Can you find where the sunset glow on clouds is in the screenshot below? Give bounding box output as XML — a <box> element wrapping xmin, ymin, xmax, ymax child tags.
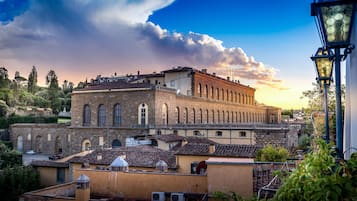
<box><xmin>0</xmin><ymin>0</ymin><xmax>320</xmax><ymax>109</ymax></box>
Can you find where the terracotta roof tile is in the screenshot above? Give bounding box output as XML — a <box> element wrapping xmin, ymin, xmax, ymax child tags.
<box><xmin>31</xmin><ymin>160</ymin><xmax>69</xmax><ymax>168</ymax></box>
<box><xmin>68</xmin><ymin>145</ymin><xmax>176</xmax><ymax>169</ymax></box>
<box><xmin>176</xmin><ymin>144</ymin><xmax>261</xmax><ymax>158</ymax></box>
<box><xmin>75</xmin><ymin>80</ymin><xmax>152</xmax><ymax>91</ymax></box>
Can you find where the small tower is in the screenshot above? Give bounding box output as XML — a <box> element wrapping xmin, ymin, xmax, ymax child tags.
<box><xmin>75</xmin><ymin>174</ymin><xmax>90</xmax><ymax>201</ymax></box>
<box><xmin>110</xmin><ymin>156</ymin><xmax>129</xmax><ymax>172</ymax></box>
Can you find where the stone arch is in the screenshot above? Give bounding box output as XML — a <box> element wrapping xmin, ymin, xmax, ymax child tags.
<box><xmin>16</xmin><ymin>135</ymin><xmax>23</xmax><ymax>153</ymax></box>
<box><xmin>112</xmin><ymin>139</ymin><xmax>122</xmax><ymax>148</ymax></box>
<box><xmin>82</xmin><ymin>139</ymin><xmax>91</xmax><ymax>151</ymax></box>
<box><xmin>55</xmin><ymin>136</ymin><xmax>62</xmax><ymax>154</ymax></box>
<box><xmin>35</xmin><ymin>135</ymin><xmax>43</xmax><ymax>153</ymax></box>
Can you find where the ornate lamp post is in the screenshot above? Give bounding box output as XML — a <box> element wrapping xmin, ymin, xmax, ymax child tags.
<box><xmin>311</xmin><ymin>48</ymin><xmax>333</xmax><ymax>143</ymax></box>
<box><xmin>311</xmin><ymin>0</ymin><xmax>355</xmax><ymax>158</ymax></box>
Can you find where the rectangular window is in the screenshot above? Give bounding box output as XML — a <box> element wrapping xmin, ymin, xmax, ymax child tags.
<box><xmin>215</xmin><ymin>131</ymin><xmax>223</xmax><ymax>137</ymax></box>
<box><xmin>170</xmin><ymin>80</ymin><xmax>175</xmax><ymax>87</ymax></box>
<box><xmin>193</xmin><ymin>130</ymin><xmax>201</xmax><ymax>136</ymax></box>
<box><xmin>240</xmin><ymin>132</ymin><xmax>247</xmax><ymax>137</ymax></box>
<box><xmin>57</xmin><ymin>168</ymin><xmax>65</xmax><ymax>183</ymax></box>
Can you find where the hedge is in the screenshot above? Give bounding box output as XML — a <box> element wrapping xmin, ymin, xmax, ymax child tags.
<box><xmin>0</xmin><ymin>115</ymin><xmax>58</xmax><ymax>129</ymax></box>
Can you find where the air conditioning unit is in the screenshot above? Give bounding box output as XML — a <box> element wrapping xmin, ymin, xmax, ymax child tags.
<box><xmin>152</xmin><ymin>192</ymin><xmax>165</xmax><ymax>201</ymax></box>
<box><xmin>170</xmin><ymin>193</ymin><xmax>184</xmax><ymax>201</ymax></box>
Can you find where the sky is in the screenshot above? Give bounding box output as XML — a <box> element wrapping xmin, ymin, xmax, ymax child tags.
<box><xmin>0</xmin><ymin>0</ymin><xmax>327</xmax><ymax>109</ymax></box>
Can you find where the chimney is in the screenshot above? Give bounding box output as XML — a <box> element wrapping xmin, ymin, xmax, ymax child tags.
<box><xmin>208</xmin><ymin>144</ymin><xmax>215</xmax><ymax>154</ymax></box>
<box><xmin>137</xmin><ymin>71</ymin><xmax>140</xmax><ymax>76</ymax></box>
<box><xmin>213</xmin><ymin>72</ymin><xmax>216</xmax><ymax>76</ymax></box>
<box><xmin>75</xmin><ymin>174</ymin><xmax>90</xmax><ymax>201</ymax></box>
<box><xmin>201</xmin><ymin>69</ymin><xmax>207</xmax><ymax>73</ymax></box>
<box><xmin>227</xmin><ymin>76</ymin><xmax>230</xmax><ymax>81</ymax></box>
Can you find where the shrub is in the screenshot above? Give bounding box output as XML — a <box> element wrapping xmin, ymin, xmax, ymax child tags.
<box><xmin>256</xmin><ymin>145</ymin><xmax>289</xmax><ymax>162</ymax></box>
<box><xmin>274</xmin><ymin>140</ymin><xmax>357</xmax><ymax>201</ymax></box>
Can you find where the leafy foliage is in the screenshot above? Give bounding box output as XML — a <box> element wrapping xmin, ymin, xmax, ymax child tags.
<box><xmin>0</xmin><ymin>115</ymin><xmax>57</xmax><ymax>129</ymax></box>
<box><xmin>0</xmin><ymin>166</ymin><xmax>40</xmax><ymax>201</ymax></box>
<box><xmin>274</xmin><ymin>140</ymin><xmax>357</xmax><ymax>201</ymax></box>
<box><xmin>256</xmin><ymin>145</ymin><xmax>289</xmax><ymax>162</ymax></box>
<box><xmin>27</xmin><ymin>66</ymin><xmax>38</xmax><ymax>94</ymax></box>
<box><xmin>0</xmin><ymin>142</ymin><xmax>22</xmax><ymax>169</ymax></box>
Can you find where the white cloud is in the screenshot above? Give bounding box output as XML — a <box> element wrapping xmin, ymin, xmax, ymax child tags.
<box><xmin>0</xmin><ymin>0</ymin><xmax>285</xmax><ymax>90</ymax></box>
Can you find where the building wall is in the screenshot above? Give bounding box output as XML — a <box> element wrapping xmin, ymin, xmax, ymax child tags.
<box><xmin>176</xmin><ymin>155</ymin><xmax>210</xmax><ymax>173</ymax></box>
<box><xmin>73</xmin><ymin>169</ymin><xmax>207</xmax><ymax>199</ymax></box>
<box><xmin>192</xmin><ymin>70</ymin><xmax>255</xmax><ymax>106</ymax></box>
<box><xmin>163</xmin><ymin>70</ymin><xmax>193</xmax><ymax>96</ymax></box>
<box><xmin>35</xmin><ymin>167</ymin><xmax>70</xmax><ymax>187</ymax></box>
<box><xmin>10</xmin><ymin>124</ymin><xmax>68</xmax><ymax>154</ymax></box>
<box><xmin>206</xmin><ymin>163</ymin><xmax>253</xmax><ymax>198</ymax></box>
<box><xmin>71</xmin><ymin>89</ymin><xmax>156</xmax><ymax>127</ymax></box>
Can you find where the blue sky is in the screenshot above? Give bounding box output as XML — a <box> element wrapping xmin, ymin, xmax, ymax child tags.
<box><xmin>0</xmin><ymin>0</ymin><xmax>326</xmax><ymax>109</ymax></box>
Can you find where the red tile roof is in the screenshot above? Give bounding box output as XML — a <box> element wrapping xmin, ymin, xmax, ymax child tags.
<box><xmin>176</xmin><ymin>144</ymin><xmax>261</xmax><ymax>158</ymax></box>
<box><xmin>68</xmin><ymin>145</ymin><xmax>176</xmax><ymax>169</ymax></box>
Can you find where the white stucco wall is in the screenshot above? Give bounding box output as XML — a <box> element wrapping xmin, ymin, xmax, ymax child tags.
<box><xmin>344</xmin><ymin>12</ymin><xmax>357</xmax><ymax>159</ymax></box>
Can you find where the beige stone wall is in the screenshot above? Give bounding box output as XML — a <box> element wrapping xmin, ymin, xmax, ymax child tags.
<box><xmin>176</xmin><ymin>155</ymin><xmax>210</xmax><ymax>173</ymax></box>
<box><xmin>10</xmin><ymin>124</ymin><xmax>68</xmax><ymax>154</ymax></box>
<box><xmin>74</xmin><ymin>169</ymin><xmax>207</xmax><ymax>199</ymax></box>
<box><xmin>206</xmin><ymin>163</ymin><xmax>253</xmax><ymax>198</ymax></box>
<box><xmin>36</xmin><ymin>167</ymin><xmax>70</xmax><ymax>187</ymax></box>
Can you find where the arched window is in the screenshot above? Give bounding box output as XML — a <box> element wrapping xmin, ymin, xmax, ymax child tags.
<box><xmin>226</xmin><ymin>90</ymin><xmax>229</xmax><ymax>101</ymax></box>
<box><xmin>227</xmin><ymin>111</ymin><xmax>230</xmax><ymax>123</ymax></box>
<box><xmin>98</xmin><ymin>104</ymin><xmax>106</xmax><ymax>127</ymax></box>
<box><xmin>242</xmin><ymin>95</ymin><xmax>245</xmax><ymax>104</ymax></box>
<box><xmin>239</xmin><ymin>93</ymin><xmax>241</xmax><ymax>103</ymax></box>
<box><xmin>242</xmin><ymin>112</ymin><xmax>245</xmax><ymax>122</ymax></box>
<box><xmin>138</xmin><ymin>103</ymin><xmax>148</xmax><ymax>126</ymax></box>
<box><xmin>231</xmin><ymin>112</ymin><xmax>234</xmax><ymax>123</ymax></box>
<box><xmin>235</xmin><ymin>92</ymin><xmax>237</xmax><ymax>103</ymax></box>
<box><xmin>82</xmin><ymin>139</ymin><xmax>91</xmax><ymax>151</ymax></box>
<box><xmin>198</xmin><ymin>109</ymin><xmax>202</xmax><ymax>124</ymax></box>
<box><xmin>112</xmin><ymin>139</ymin><xmax>122</xmax><ymax>148</ymax></box>
<box><xmin>211</xmin><ymin>87</ymin><xmax>214</xmax><ymax>98</ymax></box>
<box><xmin>216</xmin><ymin>88</ymin><xmax>219</xmax><ymax>100</ymax></box>
<box><xmin>221</xmin><ymin>89</ymin><xmax>224</xmax><ymax>100</ymax></box>
<box><xmin>175</xmin><ymin>107</ymin><xmax>180</xmax><ymax>124</ymax></box>
<box><xmin>206</xmin><ymin>109</ymin><xmax>209</xmax><ymax>124</ymax></box>
<box><xmin>113</xmin><ymin>104</ymin><xmax>122</xmax><ymax>127</ymax></box>
<box><xmin>235</xmin><ymin>112</ymin><xmax>238</xmax><ymax>123</ymax></box>
<box><xmin>192</xmin><ymin>108</ymin><xmax>196</xmax><ymax>124</ymax></box>
<box><xmin>198</xmin><ymin>84</ymin><xmax>202</xmax><ymax>97</ymax></box>
<box><xmin>222</xmin><ymin>111</ymin><xmax>225</xmax><ymax>123</ymax></box>
<box><xmin>83</xmin><ymin>104</ymin><xmax>91</xmax><ymax>126</ymax></box>
<box><xmin>217</xmin><ymin>110</ymin><xmax>220</xmax><ymax>123</ymax></box>
<box><xmin>184</xmin><ymin>108</ymin><xmax>188</xmax><ymax>124</ymax></box>
<box><xmin>162</xmin><ymin>104</ymin><xmax>168</xmax><ymax>125</ymax></box>
<box><xmin>211</xmin><ymin>110</ymin><xmax>215</xmax><ymax>123</ymax></box>
<box><xmin>239</xmin><ymin>112</ymin><xmax>242</xmax><ymax>123</ymax></box>
<box><xmin>230</xmin><ymin>91</ymin><xmax>233</xmax><ymax>102</ymax></box>
<box><xmin>17</xmin><ymin>136</ymin><xmax>23</xmax><ymax>153</ymax></box>
<box><xmin>205</xmin><ymin>85</ymin><xmax>209</xmax><ymax>98</ymax></box>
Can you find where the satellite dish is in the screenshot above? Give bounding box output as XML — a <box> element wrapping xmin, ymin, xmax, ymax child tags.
<box><xmin>176</xmin><ymin>89</ymin><xmax>180</xmax><ymax>95</ymax></box>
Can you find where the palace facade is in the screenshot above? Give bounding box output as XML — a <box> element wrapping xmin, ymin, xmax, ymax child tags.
<box><xmin>11</xmin><ymin>67</ymin><xmax>293</xmax><ymax>156</ymax></box>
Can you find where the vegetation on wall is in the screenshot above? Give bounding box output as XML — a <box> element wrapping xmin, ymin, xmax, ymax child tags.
<box><xmin>255</xmin><ymin>145</ymin><xmax>289</xmax><ymax>162</ymax></box>
<box><xmin>274</xmin><ymin>140</ymin><xmax>357</xmax><ymax>201</ymax></box>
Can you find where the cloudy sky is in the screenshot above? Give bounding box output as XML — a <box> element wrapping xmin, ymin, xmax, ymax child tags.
<box><xmin>0</xmin><ymin>0</ymin><xmax>324</xmax><ymax>109</ymax></box>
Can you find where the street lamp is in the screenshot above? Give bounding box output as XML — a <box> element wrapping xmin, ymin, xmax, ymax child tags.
<box><xmin>311</xmin><ymin>0</ymin><xmax>355</xmax><ymax>158</ymax></box>
<box><xmin>311</xmin><ymin>47</ymin><xmax>333</xmax><ymax>144</ymax></box>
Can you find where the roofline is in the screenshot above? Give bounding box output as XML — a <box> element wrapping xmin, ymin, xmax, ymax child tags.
<box><xmin>72</xmin><ymin>87</ymin><xmax>152</xmax><ymax>94</ymax></box>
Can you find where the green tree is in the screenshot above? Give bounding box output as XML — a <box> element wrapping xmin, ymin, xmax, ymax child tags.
<box><xmin>0</xmin><ymin>166</ymin><xmax>40</xmax><ymax>201</ymax></box>
<box><xmin>256</xmin><ymin>145</ymin><xmax>289</xmax><ymax>162</ymax></box>
<box><xmin>27</xmin><ymin>66</ymin><xmax>38</xmax><ymax>93</ymax></box>
<box><xmin>0</xmin><ymin>67</ymin><xmax>11</xmax><ymax>89</ymax></box>
<box><xmin>46</xmin><ymin>70</ymin><xmax>61</xmax><ymax>113</ymax></box>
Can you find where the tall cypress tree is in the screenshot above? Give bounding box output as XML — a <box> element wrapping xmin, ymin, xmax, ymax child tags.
<box><xmin>46</xmin><ymin>70</ymin><xmax>60</xmax><ymax>114</ymax></box>
<box><xmin>27</xmin><ymin>66</ymin><xmax>38</xmax><ymax>93</ymax></box>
